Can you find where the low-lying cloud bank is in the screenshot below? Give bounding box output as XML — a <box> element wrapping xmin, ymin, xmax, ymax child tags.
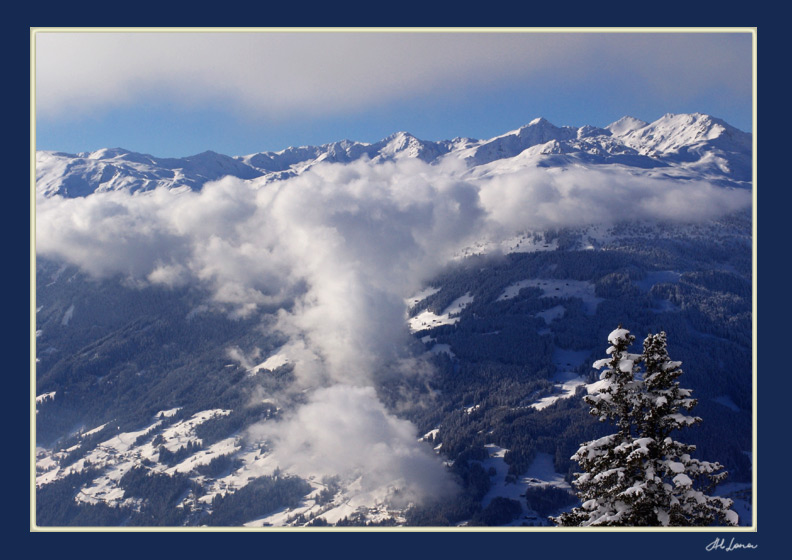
<box><xmin>35</xmin><ymin>158</ymin><xmax>751</xmax><ymax>505</ymax></box>
<box><xmin>479</xmin><ymin>166</ymin><xmax>751</xmax><ymax>232</ymax></box>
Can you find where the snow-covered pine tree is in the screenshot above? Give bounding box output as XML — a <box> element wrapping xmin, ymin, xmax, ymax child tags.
<box><xmin>553</xmin><ymin>326</ymin><xmax>645</xmax><ymax>526</ymax></box>
<box><xmin>553</xmin><ymin>327</ymin><xmax>739</xmax><ymax>527</ymax></box>
<box><xmin>631</xmin><ymin>331</ymin><xmax>738</xmax><ymax>526</ymax></box>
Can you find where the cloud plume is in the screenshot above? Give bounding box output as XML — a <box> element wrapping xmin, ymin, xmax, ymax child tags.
<box><xmin>249</xmin><ymin>385</ymin><xmax>456</xmax><ymax>505</ymax></box>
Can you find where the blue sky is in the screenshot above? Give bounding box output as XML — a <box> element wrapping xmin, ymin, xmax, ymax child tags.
<box><xmin>34</xmin><ymin>29</ymin><xmax>754</xmax><ymax>158</ymax></box>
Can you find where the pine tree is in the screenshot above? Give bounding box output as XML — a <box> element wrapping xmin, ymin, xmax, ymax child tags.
<box><xmin>553</xmin><ymin>326</ymin><xmax>738</xmax><ymax>527</ymax></box>
<box><xmin>631</xmin><ymin>331</ymin><xmax>738</xmax><ymax>526</ymax></box>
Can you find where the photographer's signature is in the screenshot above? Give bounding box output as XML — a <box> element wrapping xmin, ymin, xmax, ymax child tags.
<box><xmin>706</xmin><ymin>537</ymin><xmax>758</xmax><ymax>552</ymax></box>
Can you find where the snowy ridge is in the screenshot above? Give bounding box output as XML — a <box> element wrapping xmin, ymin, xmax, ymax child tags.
<box><xmin>606</xmin><ymin>116</ymin><xmax>648</xmax><ymax>136</ymax></box>
<box><xmin>36</xmin><ymin>113</ymin><xmax>752</xmax><ymax>198</ymax></box>
<box><xmin>618</xmin><ymin>113</ymin><xmax>750</xmax><ymax>155</ymax></box>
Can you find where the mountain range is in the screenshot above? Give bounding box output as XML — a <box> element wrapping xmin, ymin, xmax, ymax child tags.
<box><xmin>36</xmin><ymin>112</ymin><xmax>752</xmax><ymax>198</ymax></box>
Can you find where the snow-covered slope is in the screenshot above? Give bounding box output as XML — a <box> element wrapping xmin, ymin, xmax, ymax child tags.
<box><xmin>35</xmin><ymin>149</ymin><xmax>264</xmax><ymax>198</ymax></box>
<box><xmin>615</xmin><ymin>113</ymin><xmax>750</xmax><ymax>155</ymax></box>
<box><xmin>613</xmin><ymin>113</ymin><xmax>752</xmax><ymax>182</ymax></box>
<box><xmin>606</xmin><ymin>116</ymin><xmax>648</xmax><ymax>136</ymax></box>
<box><xmin>35</xmin><ymin>113</ymin><xmax>752</xmax><ymax>198</ymax></box>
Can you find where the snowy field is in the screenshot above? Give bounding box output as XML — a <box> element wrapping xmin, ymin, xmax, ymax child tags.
<box><xmin>250</xmin><ymin>353</ymin><xmax>290</xmax><ymax>374</ymax></box>
<box><xmin>408</xmin><ymin>293</ymin><xmax>474</xmax><ymax>333</ymax></box>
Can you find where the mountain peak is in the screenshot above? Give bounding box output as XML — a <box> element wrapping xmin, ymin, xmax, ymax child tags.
<box><xmin>386</xmin><ymin>130</ymin><xmax>415</xmax><ymax>140</ymax></box>
<box><xmin>86</xmin><ymin>147</ymin><xmax>132</xmax><ymax>160</ymax></box>
<box><xmin>606</xmin><ymin>116</ymin><xmax>649</xmax><ymax>136</ymax></box>
<box><xmin>380</xmin><ymin>130</ymin><xmax>420</xmax><ymax>149</ymax></box>
<box><xmin>651</xmin><ymin>112</ymin><xmax>739</xmax><ymax>134</ymax></box>
<box><xmin>619</xmin><ymin>112</ymin><xmax>750</xmax><ymax>155</ymax></box>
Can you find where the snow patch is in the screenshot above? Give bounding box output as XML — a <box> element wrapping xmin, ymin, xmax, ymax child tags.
<box><xmin>421</xmin><ymin>429</ymin><xmax>440</xmax><ymax>442</ymax></box>
<box><xmin>160</xmin><ymin>409</ymin><xmax>231</xmax><ymax>452</ymax></box>
<box><xmin>251</xmin><ymin>353</ymin><xmax>290</xmax><ymax>373</ymax></box>
<box><xmin>531</xmin><ymin>373</ymin><xmax>586</xmax><ymax>411</ymax></box>
<box><xmin>36</xmin><ymin>391</ymin><xmax>56</xmax><ymax>404</ymax></box>
<box><xmin>82</xmin><ymin>423</ymin><xmax>109</xmax><ymax>437</ymax></box>
<box><xmin>168</xmin><ymin>437</ymin><xmax>240</xmax><ymax>475</ymax></box>
<box><xmin>408</xmin><ymin>293</ymin><xmax>474</xmax><ymax>332</ymax></box>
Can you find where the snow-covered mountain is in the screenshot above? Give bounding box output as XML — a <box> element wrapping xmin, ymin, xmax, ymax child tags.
<box><xmin>34</xmin><ymin>112</ymin><xmax>754</xmax><ymax>528</ymax></box>
<box><xmin>35</xmin><ymin>113</ymin><xmax>752</xmax><ymax>198</ymax></box>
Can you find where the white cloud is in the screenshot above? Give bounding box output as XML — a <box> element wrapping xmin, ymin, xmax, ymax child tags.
<box><xmin>478</xmin><ymin>166</ymin><xmax>752</xmax><ymax>232</ymax></box>
<box><xmin>35</xmin><ymin>30</ymin><xmax>752</xmax><ymax>121</ymax></box>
